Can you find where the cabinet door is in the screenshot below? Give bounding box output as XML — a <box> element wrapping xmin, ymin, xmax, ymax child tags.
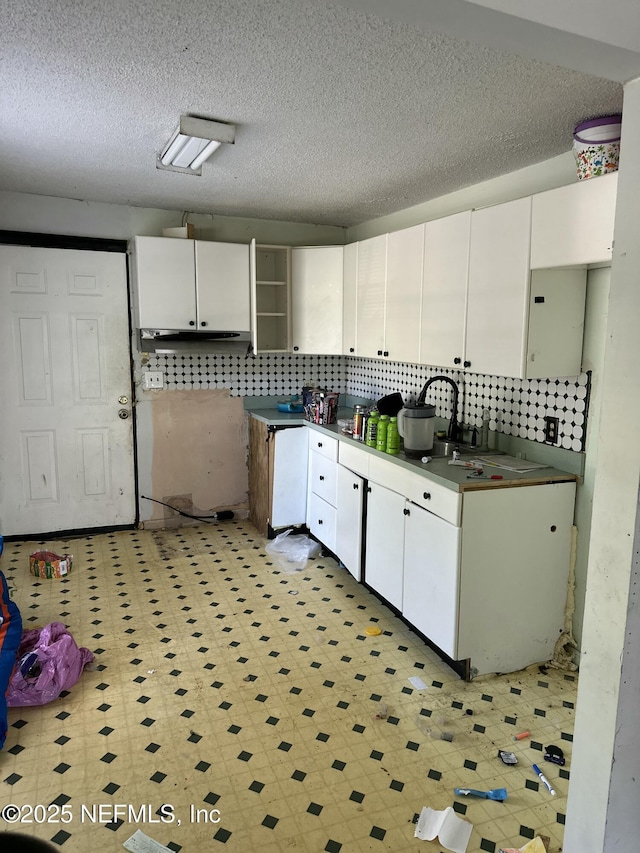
<box><xmin>403</xmin><ymin>502</ymin><xmax>461</xmax><ymax>660</ymax></box>
<box><xmin>356</xmin><ymin>234</ymin><xmax>387</xmax><ymax>358</ymax></box>
<box><xmin>291</xmin><ymin>246</ymin><xmax>344</xmax><ymax>354</ymax></box>
<box><xmin>365</xmin><ymin>482</ymin><xmax>404</xmax><ymax>610</ymax></box>
<box><xmin>530</xmin><ymin>172</ymin><xmax>617</xmax><ymax>268</ymax></box>
<box><xmin>421</xmin><ymin>211</ymin><xmax>470</xmax><ymax>369</ymax></box>
<box><xmin>466</xmin><ymin>197</ymin><xmax>532</xmax><ymax>378</ymax></box>
<box><xmin>457</xmin><ymin>483</ymin><xmax>575</xmax><ymax>676</ymax></box>
<box><xmin>335</xmin><ymin>465</ymin><xmax>364</xmax><ymax>580</ymax></box>
<box><xmin>134</xmin><ymin>236</ymin><xmax>195</xmax><ymax>329</ymax></box>
<box><xmin>272</xmin><ymin>427</ymin><xmax>309</xmax><ymax>529</ymax></box>
<box><xmin>195</xmin><ymin>241</ymin><xmax>250</xmax><ymax>332</ymax></box>
<box><xmin>385</xmin><ymin>224</ymin><xmax>424</xmax><ymax>364</ymax></box>
<box><xmin>343</xmin><ymin>242</ymin><xmax>357</xmax><ymax>356</ymax></box>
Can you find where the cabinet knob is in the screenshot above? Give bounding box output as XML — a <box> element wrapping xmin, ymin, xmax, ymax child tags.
<box><xmin>463</xmin><ymin>360</ymin><xmax>471</xmax><ymax>368</ymax></box>
<box><xmin>453</xmin><ymin>357</ymin><xmax>461</xmax><ymax>365</ymax></box>
<box><xmin>349</xmin><ymin>347</ymin><xmax>355</xmax><ymax>353</ymax></box>
<box><xmin>189</xmin><ymin>320</ymin><xmax>195</xmax><ymax>326</ymax></box>
<box><xmin>383</xmin><ymin>351</ymin><xmax>389</xmax><ymax>357</ymax></box>
<box><xmin>293</xmin><ymin>346</ymin><xmax>299</xmax><ymax>351</ymax></box>
<box><xmin>377</xmin><ymin>350</ymin><xmax>383</xmax><ymax>356</ymax></box>
<box><xmin>200</xmin><ymin>321</ymin><xmax>207</xmax><ymax>327</ymax></box>
<box><xmin>423</xmin><ymin>492</ymin><xmax>431</xmax><ymax>500</ymax></box>
<box><xmin>319</xmin><ymin>475</ymin><xmax>325</xmax><ymax>481</ymax></box>
<box><xmin>317</xmin><ymin>442</ymin><xmax>322</xmax><ymax>448</ymax></box>
<box><xmin>353</xmin><ymin>482</ymin><xmax>359</xmax><ymax>490</ymax></box>
<box><xmin>318</xmin><ymin>519</ymin><xmax>323</xmax><ymax>525</ymax></box>
<box><xmin>366</xmin><ymin>486</ymin><xmax>372</xmax><ymax>493</ymax></box>
<box><xmin>403</xmin><ymin>507</ymin><xmax>410</xmax><ymax>516</ymax></box>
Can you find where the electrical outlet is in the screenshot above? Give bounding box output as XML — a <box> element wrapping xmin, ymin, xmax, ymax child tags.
<box><xmin>143</xmin><ymin>370</ymin><xmax>164</xmax><ymax>390</ymax></box>
<box><xmin>543</xmin><ymin>415</ymin><xmax>559</xmax><ymax>444</ymax></box>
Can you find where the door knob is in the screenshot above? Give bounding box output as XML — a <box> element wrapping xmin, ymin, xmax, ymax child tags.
<box><xmin>118</xmin><ymin>409</ymin><xmax>130</xmax><ymax>419</ymax></box>
<box><xmin>118</xmin><ymin>395</ymin><xmax>129</xmax><ymax>405</ymax></box>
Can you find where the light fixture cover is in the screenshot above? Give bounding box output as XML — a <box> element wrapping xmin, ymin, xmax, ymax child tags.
<box><xmin>158</xmin><ymin>115</ymin><xmax>236</xmax><ymax>175</ymax></box>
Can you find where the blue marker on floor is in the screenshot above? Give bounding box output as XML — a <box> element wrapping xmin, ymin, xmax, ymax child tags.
<box><xmin>533</xmin><ymin>763</ymin><xmax>556</xmax><ymax>795</ymax></box>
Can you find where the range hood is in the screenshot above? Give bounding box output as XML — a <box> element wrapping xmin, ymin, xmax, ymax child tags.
<box><xmin>139</xmin><ymin>328</ymin><xmax>253</xmax><ymax>355</ymax></box>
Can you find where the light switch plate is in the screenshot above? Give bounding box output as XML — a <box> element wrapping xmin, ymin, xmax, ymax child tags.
<box><xmin>143</xmin><ymin>370</ymin><xmax>164</xmax><ymax>390</ymax></box>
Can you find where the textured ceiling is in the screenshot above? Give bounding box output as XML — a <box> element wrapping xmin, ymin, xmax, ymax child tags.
<box><xmin>0</xmin><ymin>0</ymin><xmax>624</xmax><ymax>227</ymax></box>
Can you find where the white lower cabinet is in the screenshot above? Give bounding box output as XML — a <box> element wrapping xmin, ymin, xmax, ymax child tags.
<box><xmin>306</xmin><ymin>428</ymin><xmax>577</xmax><ymax>678</ymax></box>
<box><xmin>364</xmin><ymin>482</ymin><xmax>405</xmax><ymax>611</ymax></box>
<box><xmin>363</xmin><ymin>465</ymin><xmax>576</xmax><ymax>677</ymax></box>
<box><xmin>403</xmin><ymin>501</ymin><xmax>461</xmax><ymax>661</ymax></box>
<box><xmin>307</xmin><ymin>435</ymin><xmax>339</xmax><ymax>554</ymax></box>
<box><xmin>335</xmin><ymin>465</ymin><xmax>364</xmax><ymax>581</ymax></box>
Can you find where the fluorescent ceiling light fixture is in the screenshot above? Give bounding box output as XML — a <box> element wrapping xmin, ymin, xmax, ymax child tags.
<box><xmin>158</xmin><ymin>115</ymin><xmax>236</xmax><ymax>175</ymax></box>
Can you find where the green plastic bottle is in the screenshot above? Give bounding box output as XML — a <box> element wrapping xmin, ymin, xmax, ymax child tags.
<box><xmin>386</xmin><ymin>416</ymin><xmax>400</xmax><ymax>455</ymax></box>
<box><xmin>365</xmin><ymin>411</ymin><xmax>379</xmax><ymax>447</ymax></box>
<box><xmin>376</xmin><ymin>415</ymin><xmax>389</xmax><ymax>453</ymax></box>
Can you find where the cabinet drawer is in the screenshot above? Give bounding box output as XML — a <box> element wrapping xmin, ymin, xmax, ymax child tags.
<box><xmin>338</xmin><ymin>441</ymin><xmax>370</xmax><ymax>478</ymax></box>
<box><xmin>368</xmin><ymin>456</ymin><xmax>461</xmax><ymax>525</ymax></box>
<box><xmin>309</xmin><ymin>452</ymin><xmax>337</xmax><ymax>506</ymax></box>
<box><xmin>308</xmin><ymin>492</ymin><xmax>337</xmax><ymax>553</ymax></box>
<box><xmin>308</xmin><ymin>431</ymin><xmax>338</xmax><ymax>461</ymax></box>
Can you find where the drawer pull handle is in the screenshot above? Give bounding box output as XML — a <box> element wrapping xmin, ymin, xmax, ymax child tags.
<box><xmin>423</xmin><ymin>492</ymin><xmax>431</xmax><ymax>500</ymax></box>
<box><xmin>403</xmin><ymin>507</ymin><xmax>410</xmax><ymax>516</ymax></box>
<box><xmin>319</xmin><ymin>475</ymin><xmax>325</xmax><ymax>481</ymax></box>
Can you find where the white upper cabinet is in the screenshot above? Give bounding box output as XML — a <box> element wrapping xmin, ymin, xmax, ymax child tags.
<box><xmin>530</xmin><ymin>172</ymin><xmax>618</xmax><ymax>269</ymax></box>
<box><xmin>420</xmin><ymin>211</ymin><xmax>471</xmax><ymax>370</ymax></box>
<box><xmin>251</xmin><ymin>241</ymin><xmax>291</xmax><ymax>353</ymax></box>
<box><xmin>134</xmin><ymin>236</ymin><xmax>250</xmax><ymax>332</ymax></box>
<box><xmin>133</xmin><ymin>236</ymin><xmax>196</xmax><ymax>329</ymax></box>
<box><xmin>384</xmin><ymin>223</ymin><xmax>424</xmax><ymax>364</ymax></box>
<box><xmin>355</xmin><ymin>234</ymin><xmax>387</xmax><ymax>358</ymax></box>
<box><xmin>195</xmin><ymin>241</ymin><xmax>250</xmax><ymax>331</ymax></box>
<box><xmin>342</xmin><ymin>241</ymin><xmax>357</xmax><ymax>356</ymax></box>
<box><xmin>466</xmin><ymin>197</ymin><xmax>533</xmax><ymax>378</ymax></box>
<box><xmin>291</xmin><ymin>246</ymin><xmax>344</xmax><ymax>355</ymax></box>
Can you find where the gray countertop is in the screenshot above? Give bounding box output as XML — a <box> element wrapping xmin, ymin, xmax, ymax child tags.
<box><xmin>246</xmin><ymin>406</ymin><xmax>578</xmax><ymax>493</ymax></box>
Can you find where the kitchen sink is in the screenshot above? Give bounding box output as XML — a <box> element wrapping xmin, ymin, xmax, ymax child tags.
<box><xmin>429</xmin><ymin>440</ymin><xmax>485</xmax><ymax>458</ymax></box>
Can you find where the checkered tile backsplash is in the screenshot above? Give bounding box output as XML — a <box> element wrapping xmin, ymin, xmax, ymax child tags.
<box><xmin>147</xmin><ymin>353</ymin><xmax>589</xmax><ymax>452</ymax></box>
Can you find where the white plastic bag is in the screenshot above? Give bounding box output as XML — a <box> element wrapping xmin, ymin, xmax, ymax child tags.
<box><xmin>265</xmin><ymin>529</ymin><xmax>321</xmax><ymax>573</ymax></box>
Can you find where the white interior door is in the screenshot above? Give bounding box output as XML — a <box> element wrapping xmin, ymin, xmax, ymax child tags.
<box><xmin>0</xmin><ymin>245</ymin><xmax>135</xmax><ymax>536</ymax></box>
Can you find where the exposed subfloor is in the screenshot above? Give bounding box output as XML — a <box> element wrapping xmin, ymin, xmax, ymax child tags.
<box><xmin>0</xmin><ymin>522</ymin><xmax>575</xmax><ymax>852</ymax></box>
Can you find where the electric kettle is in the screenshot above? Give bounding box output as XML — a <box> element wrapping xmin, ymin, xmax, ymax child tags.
<box><xmin>397</xmin><ymin>403</ymin><xmax>436</xmax><ymax>458</ymax></box>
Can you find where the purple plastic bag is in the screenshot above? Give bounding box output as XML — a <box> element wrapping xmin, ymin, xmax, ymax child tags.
<box><xmin>6</xmin><ymin>622</ymin><xmax>94</xmax><ymax>707</ymax></box>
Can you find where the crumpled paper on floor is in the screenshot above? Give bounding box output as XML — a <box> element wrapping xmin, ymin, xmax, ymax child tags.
<box><xmin>414</xmin><ymin>806</ymin><xmax>472</xmax><ymax>853</ymax></box>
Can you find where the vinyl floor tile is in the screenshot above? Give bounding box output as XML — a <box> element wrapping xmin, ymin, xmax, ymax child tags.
<box><xmin>1</xmin><ymin>522</ymin><xmax>576</xmax><ymax>851</ymax></box>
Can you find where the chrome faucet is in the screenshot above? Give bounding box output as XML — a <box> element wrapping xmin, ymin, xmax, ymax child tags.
<box><xmin>417</xmin><ymin>375</ymin><xmax>461</xmax><ymax>442</ymax></box>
